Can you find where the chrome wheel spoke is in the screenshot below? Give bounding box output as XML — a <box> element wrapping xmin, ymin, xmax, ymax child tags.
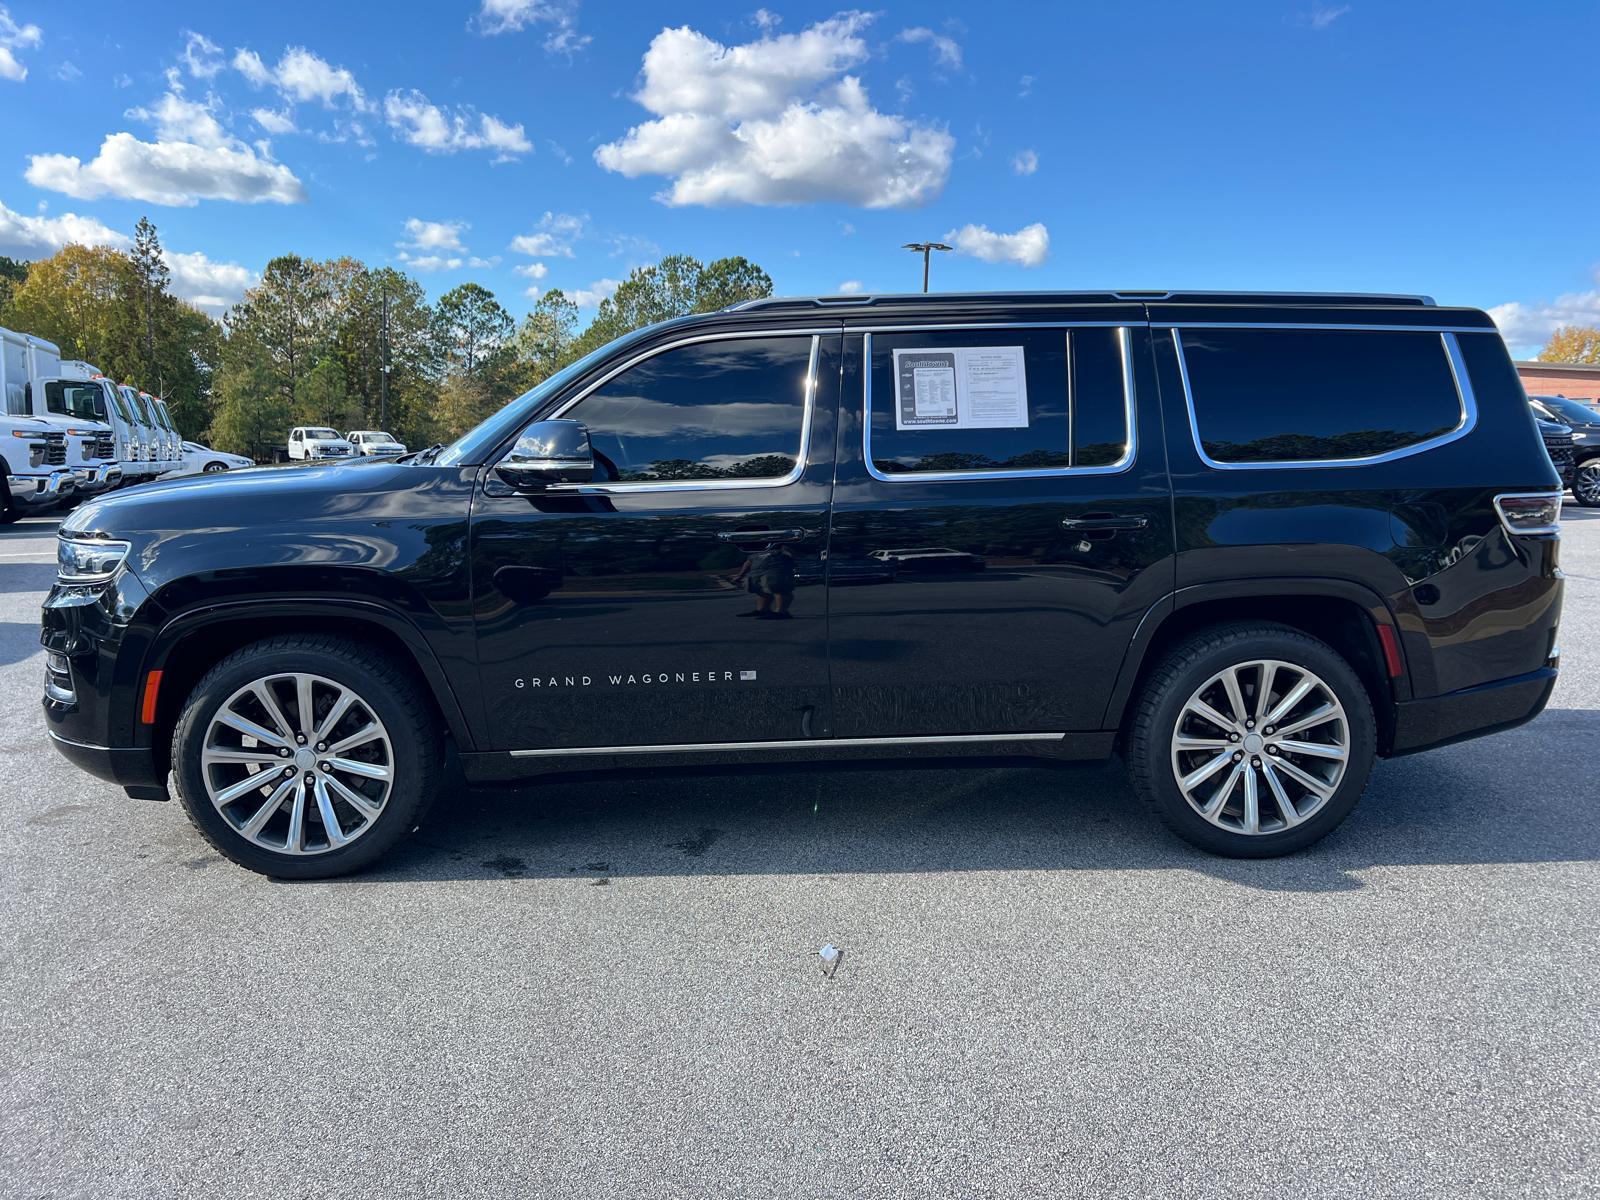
<box><xmin>1276</xmin><ymin>738</ymin><xmax>1346</xmax><ymax>761</ymax></box>
<box><xmin>1255</xmin><ymin>662</ymin><xmax>1277</xmax><ymax>722</ymax></box>
<box><xmin>1241</xmin><ymin>764</ymin><xmax>1260</xmax><ymax>834</ymax></box>
<box><xmin>1175</xmin><ymin>735</ymin><xmax>1232</xmax><ymax>751</ymax></box>
<box><xmin>1181</xmin><ymin>750</ymin><xmax>1235</xmax><ymax>792</ymax></box>
<box><xmin>1186</xmin><ymin>697</ymin><xmax>1240</xmax><ymax>735</ymax></box>
<box><xmin>1271</xmin><ymin>754</ymin><xmax>1335</xmax><ymax>798</ymax></box>
<box><xmin>1272</xmin><ymin>703</ymin><xmax>1338</xmax><ymax>739</ymax></box>
<box><xmin>1261</xmin><ymin>762</ymin><xmax>1300</xmax><ymax>827</ymax></box>
<box><xmin>329</xmin><ymin>756</ymin><xmax>390</xmax><ymax>781</ymax></box>
<box><xmin>1221</xmin><ymin>668</ymin><xmax>1250</xmax><ymax>728</ymax></box>
<box><xmin>202</xmin><ymin>671</ymin><xmax>394</xmax><ymax>857</ymax></box>
<box><xmin>1264</xmin><ymin>676</ymin><xmax>1316</xmax><ymax>726</ymax></box>
<box><xmin>1202</xmin><ymin>762</ymin><xmax>1245</xmax><ymax>817</ymax></box>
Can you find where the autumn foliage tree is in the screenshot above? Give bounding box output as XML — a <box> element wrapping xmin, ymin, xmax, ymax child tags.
<box><xmin>1538</xmin><ymin>325</ymin><xmax>1600</xmax><ymax>363</ymax></box>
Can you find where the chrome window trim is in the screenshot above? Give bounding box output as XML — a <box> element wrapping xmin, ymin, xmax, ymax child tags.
<box><xmin>850</xmin><ymin>321</ymin><xmax>1135</xmax><ymax>332</ymax></box>
<box><xmin>510</xmin><ymin>731</ymin><xmax>1066</xmax><ymax>757</ymax></box>
<box><xmin>862</xmin><ymin>326</ymin><xmax>1137</xmax><ymax>483</ymax></box>
<box><xmin>532</xmin><ymin>329</ymin><xmax>827</xmax><ymax>495</ymax></box>
<box><xmin>1166</xmin><ymin>321</ymin><xmax>1489</xmax><ymax>334</ymax></box>
<box><xmin>1172</xmin><ymin>328</ymin><xmax>1478</xmax><ymax>471</ymax></box>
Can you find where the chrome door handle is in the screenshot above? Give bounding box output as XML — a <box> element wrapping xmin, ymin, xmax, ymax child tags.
<box><xmin>1062</xmin><ymin>514</ymin><xmax>1149</xmax><ymax>531</ymax></box>
<box><xmin>717</xmin><ymin>528</ymin><xmax>807</xmax><ymax>543</ymax></box>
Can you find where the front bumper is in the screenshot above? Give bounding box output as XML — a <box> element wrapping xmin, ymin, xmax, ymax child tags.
<box><xmin>6</xmin><ymin>470</ymin><xmax>76</xmax><ymax>512</ymax></box>
<box><xmin>47</xmin><ymin>732</ymin><xmax>166</xmax><ymax>796</ymax></box>
<box><xmin>71</xmin><ymin>464</ymin><xmax>123</xmax><ymax>496</ymax></box>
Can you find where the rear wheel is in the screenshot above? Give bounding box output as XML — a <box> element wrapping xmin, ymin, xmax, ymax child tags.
<box><xmin>1126</xmin><ymin>622</ymin><xmax>1376</xmax><ymax>857</ymax></box>
<box><xmin>1572</xmin><ymin>459</ymin><xmax>1600</xmax><ymax>507</ymax></box>
<box><xmin>171</xmin><ymin>634</ymin><xmax>442</xmax><ymax>878</ymax></box>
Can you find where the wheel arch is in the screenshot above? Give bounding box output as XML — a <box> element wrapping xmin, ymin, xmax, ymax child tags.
<box><xmin>1103</xmin><ymin>579</ymin><xmax>1406</xmax><ymax>756</ymax></box>
<box><xmin>142</xmin><ymin>599</ymin><xmax>476</xmax><ymax>780</ymax></box>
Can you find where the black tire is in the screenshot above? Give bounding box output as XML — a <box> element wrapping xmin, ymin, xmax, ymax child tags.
<box><xmin>1572</xmin><ymin>458</ymin><xmax>1600</xmax><ymax>507</ymax></box>
<box><xmin>171</xmin><ymin>634</ymin><xmax>442</xmax><ymax>878</ymax></box>
<box><xmin>0</xmin><ymin>496</ymin><xmax>17</xmax><ymax>524</ymax></box>
<box><xmin>1125</xmin><ymin>621</ymin><xmax>1376</xmax><ymax>858</ymax></box>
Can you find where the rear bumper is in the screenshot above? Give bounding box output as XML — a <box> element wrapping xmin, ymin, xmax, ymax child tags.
<box><xmin>1388</xmin><ymin>666</ymin><xmax>1558</xmax><ymax>757</ymax></box>
<box><xmin>47</xmin><ymin>731</ymin><xmax>166</xmax><ymax>795</ymax></box>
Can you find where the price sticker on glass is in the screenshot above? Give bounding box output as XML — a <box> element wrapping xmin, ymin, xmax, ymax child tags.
<box><xmin>892</xmin><ymin>346</ymin><xmax>1029</xmax><ymax>431</ymax></box>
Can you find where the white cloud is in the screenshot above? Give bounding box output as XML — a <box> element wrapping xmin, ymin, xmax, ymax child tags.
<box><xmin>1489</xmin><ymin>291</ymin><xmax>1600</xmax><ymax>357</ymax></box>
<box><xmin>897</xmin><ymin>27</ymin><xmax>962</xmax><ymax>70</ymax></box>
<box><xmin>179</xmin><ymin>30</ymin><xmax>224</xmax><ymax>79</ymax></box>
<box><xmin>944</xmin><ymin>222</ymin><xmax>1050</xmax><ymax>267</ymax></box>
<box><xmin>476</xmin><ymin>0</ymin><xmax>590</xmax><ymax>54</ymax></box>
<box><xmin>0</xmin><ymin>5</ymin><xmax>42</xmax><ymax>82</ymax></box>
<box><xmin>0</xmin><ymin>199</ymin><xmax>130</xmax><ymax>256</ymax></box>
<box><xmin>401</xmin><ymin>255</ymin><xmax>464</xmax><ymax>274</ymax></box>
<box><xmin>251</xmin><ymin>108</ymin><xmax>297</xmax><ymax>135</ymax></box>
<box><xmin>1011</xmin><ymin>149</ymin><xmax>1038</xmax><ymax>176</ymax></box>
<box><xmin>400</xmin><ymin>217</ymin><xmax>469</xmax><ymax>252</ymax></box>
<box><xmin>515</xmin><ymin>262</ymin><xmax>549</xmax><ymax>280</ymax></box>
<box><xmin>838</xmin><ymin>280</ymin><xmax>862</xmax><ymax>294</ymax></box>
<box><xmin>383</xmin><ymin>89</ymin><xmax>532</xmax><ymax>161</ymax></box>
<box><xmin>1306</xmin><ymin>5</ymin><xmax>1351</xmax><ymax>30</ymax></box>
<box><xmin>113</xmin><ymin>73</ymin><xmax>131</xmax><ymax>88</ymax></box>
<box><xmin>570</xmin><ymin>277</ymin><xmax>622</xmax><ymax>307</ymax></box>
<box><xmin>163</xmin><ymin>248</ymin><xmax>256</xmax><ymax>313</ymax></box>
<box><xmin>231</xmin><ymin>45</ymin><xmax>369</xmax><ymax>111</ymax></box>
<box><xmin>1017</xmin><ymin>74</ymin><xmax>1034</xmax><ymax>98</ymax></box>
<box><xmin>509</xmin><ymin>210</ymin><xmax>584</xmax><ymax>257</ymax></box>
<box><xmin>51</xmin><ymin>60</ymin><xmax>80</xmax><ymax>82</ymax></box>
<box><xmin>24</xmin><ymin>91</ymin><xmax>309</xmax><ymax>206</ymax></box>
<box><xmin>595</xmin><ymin>14</ymin><xmax>953</xmax><ymax>210</ymax></box>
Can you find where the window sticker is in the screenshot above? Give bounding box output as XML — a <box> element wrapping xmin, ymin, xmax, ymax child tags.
<box><xmin>892</xmin><ymin>347</ymin><xmax>1029</xmax><ymax>430</ymax></box>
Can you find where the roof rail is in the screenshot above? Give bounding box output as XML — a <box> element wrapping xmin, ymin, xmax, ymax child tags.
<box><xmin>726</xmin><ymin>289</ymin><xmax>1440</xmax><ymax>311</ymax></box>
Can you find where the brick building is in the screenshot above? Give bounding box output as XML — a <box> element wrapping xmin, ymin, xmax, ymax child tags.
<box><xmin>1515</xmin><ymin>360</ymin><xmax>1600</xmax><ymax>402</ymax></box>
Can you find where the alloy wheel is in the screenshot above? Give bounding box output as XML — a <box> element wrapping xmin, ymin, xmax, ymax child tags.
<box><xmin>1573</xmin><ymin>462</ymin><xmax>1600</xmax><ymax>506</ymax></box>
<box><xmin>201</xmin><ymin>672</ymin><xmax>394</xmax><ymax>855</ymax></box>
<box><xmin>1169</xmin><ymin>659</ymin><xmax>1349</xmax><ymax>835</ymax></box>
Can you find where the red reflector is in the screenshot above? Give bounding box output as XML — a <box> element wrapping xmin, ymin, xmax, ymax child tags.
<box><xmin>1375</xmin><ymin>626</ymin><xmax>1403</xmax><ymax>678</ymax></box>
<box><xmin>140</xmin><ymin>670</ymin><xmax>163</xmax><ymax>724</ymax></box>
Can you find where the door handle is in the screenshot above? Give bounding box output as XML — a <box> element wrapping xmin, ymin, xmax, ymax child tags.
<box><xmin>1061</xmin><ymin>514</ymin><xmax>1149</xmax><ymax>531</ymax></box>
<box><xmin>717</xmin><ymin>528</ymin><xmax>807</xmax><ymax>544</ymax></box>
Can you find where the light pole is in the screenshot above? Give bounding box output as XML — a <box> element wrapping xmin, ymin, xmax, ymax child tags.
<box><xmin>902</xmin><ymin>242</ymin><xmax>952</xmax><ymax>293</ymax></box>
<box><xmin>379</xmin><ymin>281</ymin><xmax>389</xmax><ymax>430</ymax></box>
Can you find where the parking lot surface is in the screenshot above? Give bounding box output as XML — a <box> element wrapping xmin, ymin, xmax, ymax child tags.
<box><xmin>2</xmin><ymin>510</ymin><xmax>1597</xmax><ymax>1199</ymax></box>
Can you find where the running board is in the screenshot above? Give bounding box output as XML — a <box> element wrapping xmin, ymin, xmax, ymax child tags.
<box><xmin>508</xmin><ymin>731</ymin><xmax>1067</xmax><ymax>758</ymax></box>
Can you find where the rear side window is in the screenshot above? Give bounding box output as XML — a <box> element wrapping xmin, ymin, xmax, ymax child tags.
<box><xmin>867</xmin><ymin>327</ymin><xmax>1129</xmax><ymax>476</ymax></box>
<box><xmin>1180</xmin><ymin>329</ymin><xmax>1464</xmax><ymax>464</ymax></box>
<box><xmin>563</xmin><ymin>336</ymin><xmax>813</xmax><ymax>482</ymax></box>
<box><xmin>45</xmin><ymin>381</ymin><xmax>108</xmax><ymax>420</ymax></box>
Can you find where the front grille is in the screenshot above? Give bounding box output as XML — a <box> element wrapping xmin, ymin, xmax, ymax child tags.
<box><xmin>43</xmin><ymin>444</ymin><xmax>67</xmax><ymax>466</ymax></box>
<box><xmin>93</xmin><ymin>436</ymin><xmax>115</xmax><ymax>459</ymax></box>
<box><xmin>1544</xmin><ymin>433</ymin><xmax>1575</xmax><ymax>473</ymax></box>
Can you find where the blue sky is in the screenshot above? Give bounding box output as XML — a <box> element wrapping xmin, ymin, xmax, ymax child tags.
<box><xmin>1</xmin><ymin>1</ymin><xmax>1595</xmax><ymax>354</ymax></box>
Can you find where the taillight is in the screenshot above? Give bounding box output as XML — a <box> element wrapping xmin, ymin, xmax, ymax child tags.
<box><xmin>1493</xmin><ymin>492</ymin><xmax>1562</xmax><ymax>536</ymax></box>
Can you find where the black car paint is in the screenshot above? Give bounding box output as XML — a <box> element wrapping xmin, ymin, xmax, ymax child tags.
<box><xmin>41</xmin><ymin>293</ymin><xmax>1563</xmax><ymax>797</ymax></box>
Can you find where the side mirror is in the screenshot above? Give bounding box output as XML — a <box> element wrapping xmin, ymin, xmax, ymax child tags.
<box><xmin>495</xmin><ymin>419</ymin><xmax>595</xmax><ymax>490</ymax></box>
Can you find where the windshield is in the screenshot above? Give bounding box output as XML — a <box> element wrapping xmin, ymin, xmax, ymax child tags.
<box><xmin>122</xmin><ymin>388</ymin><xmax>154</xmax><ymax>425</ymax></box>
<box><xmin>355</xmin><ymin>431</ymin><xmax>396</xmax><ymax>442</ymax></box>
<box><xmin>1534</xmin><ymin>395</ymin><xmax>1598</xmax><ymax>425</ymax></box>
<box><xmin>436</xmin><ymin>330</ymin><xmax>655</xmax><ymax>467</ymax></box>
<box><xmin>107</xmin><ymin>384</ymin><xmax>135</xmax><ymax>423</ymax></box>
<box><xmin>305</xmin><ymin>428</ymin><xmax>340</xmax><ymax>440</ymax></box>
<box><xmin>44</xmin><ymin>381</ymin><xmax>107</xmax><ymax>421</ymax></box>
<box><xmin>151</xmin><ymin>400</ymin><xmax>174</xmax><ymax>431</ymax></box>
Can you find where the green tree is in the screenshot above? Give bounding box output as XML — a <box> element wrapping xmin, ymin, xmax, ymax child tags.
<box><xmin>128</xmin><ymin>216</ymin><xmax>172</xmax><ymax>382</ymax></box>
<box><xmin>211</xmin><ymin>358</ymin><xmax>290</xmax><ymax>457</ymax></box>
<box><xmin>434</xmin><ymin>369</ymin><xmax>493</xmax><ymax>440</ymax></box>
<box><xmin>576</xmin><ymin>254</ymin><xmax>774</xmax><ymax>354</ymax></box>
<box><xmin>294</xmin><ymin>354</ymin><xmax>354</xmax><ymax>429</ymax></box>
<box><xmin>9</xmin><ymin>244</ymin><xmax>136</xmax><ymax>370</ymax></box>
<box><xmin>693</xmin><ymin>256</ymin><xmax>773</xmax><ymax>312</ymax></box>
<box><xmin>1538</xmin><ymin>325</ymin><xmax>1600</xmax><ymax>363</ymax></box>
<box><xmin>515</xmin><ymin>287</ymin><xmax>580</xmax><ymax>381</ymax></box>
<box><xmin>0</xmin><ymin>255</ymin><xmax>28</xmax><ymax>325</ymax></box>
<box><xmin>227</xmin><ymin>254</ymin><xmax>328</xmax><ymax>405</ymax></box>
<box><xmin>434</xmin><ymin>282</ymin><xmax>513</xmax><ymax>375</ymax></box>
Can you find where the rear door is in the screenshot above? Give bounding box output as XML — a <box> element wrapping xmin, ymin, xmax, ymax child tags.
<box><xmin>471</xmin><ymin>329</ymin><xmax>841</xmax><ymax>751</ymax></box>
<box><xmin>826</xmin><ymin>309</ymin><xmax>1174</xmax><ymax>737</ymax></box>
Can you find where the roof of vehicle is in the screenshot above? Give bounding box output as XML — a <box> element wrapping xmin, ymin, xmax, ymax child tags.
<box><xmin>726</xmin><ymin>289</ymin><xmax>1441</xmax><ymax>313</ymax></box>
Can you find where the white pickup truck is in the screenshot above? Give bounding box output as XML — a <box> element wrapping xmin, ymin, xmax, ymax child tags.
<box><xmin>2</xmin><ymin>328</ymin><xmax>121</xmax><ymax>503</ymax></box>
<box><xmin>287</xmin><ymin>426</ymin><xmax>357</xmax><ymax>461</ymax></box>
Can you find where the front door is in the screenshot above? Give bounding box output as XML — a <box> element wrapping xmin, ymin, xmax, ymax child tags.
<box><xmin>471</xmin><ymin>331</ymin><xmax>839</xmax><ymax>750</ymax></box>
<box><xmin>826</xmin><ymin>315</ymin><xmax>1174</xmax><ymax>737</ymax></box>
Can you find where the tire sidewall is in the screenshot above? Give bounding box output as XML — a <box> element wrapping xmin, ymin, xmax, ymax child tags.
<box><xmin>173</xmin><ymin>642</ymin><xmax>431</xmax><ymax>878</ymax></box>
<box><xmin>1136</xmin><ymin>628</ymin><xmax>1376</xmax><ymax>858</ymax></box>
<box><xmin>1572</xmin><ymin>460</ymin><xmax>1600</xmax><ymax>507</ymax></box>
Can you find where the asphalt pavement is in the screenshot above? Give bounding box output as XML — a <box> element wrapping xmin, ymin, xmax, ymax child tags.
<box><xmin>1</xmin><ymin>509</ymin><xmax>1597</xmax><ymax>1199</ymax></box>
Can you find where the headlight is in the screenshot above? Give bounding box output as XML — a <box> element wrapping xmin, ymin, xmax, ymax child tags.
<box><xmin>57</xmin><ymin>537</ymin><xmax>132</xmax><ymax>583</ymax></box>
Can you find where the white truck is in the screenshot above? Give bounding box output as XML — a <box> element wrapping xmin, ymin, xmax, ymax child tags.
<box><xmin>1</xmin><ymin>331</ymin><xmax>75</xmax><ymax>521</ymax></box>
<box><xmin>287</xmin><ymin>426</ymin><xmax>357</xmax><ymax>460</ymax></box>
<box><xmin>2</xmin><ymin>328</ymin><xmax>121</xmax><ymax>504</ymax></box>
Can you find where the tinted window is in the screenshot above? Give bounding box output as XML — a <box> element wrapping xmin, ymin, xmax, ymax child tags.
<box><xmin>44</xmin><ymin>381</ymin><xmax>108</xmax><ymax>420</ymax></box>
<box><xmin>1181</xmin><ymin>329</ymin><xmax>1463</xmax><ymax>464</ymax></box>
<box><xmin>563</xmin><ymin>336</ymin><xmax>812</xmax><ymax>482</ymax></box>
<box><xmin>1533</xmin><ymin>395</ymin><xmax>1597</xmax><ymax>425</ymax></box>
<box><xmin>868</xmin><ymin>327</ymin><xmax>1128</xmax><ymax>475</ymax></box>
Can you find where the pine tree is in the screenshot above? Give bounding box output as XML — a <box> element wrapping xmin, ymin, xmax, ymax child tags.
<box><xmin>129</xmin><ymin>217</ymin><xmax>172</xmax><ymax>385</ymax></box>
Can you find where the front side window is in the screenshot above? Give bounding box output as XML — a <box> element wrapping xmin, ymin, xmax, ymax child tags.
<box><xmin>560</xmin><ymin>336</ymin><xmax>813</xmax><ymax>483</ymax></box>
<box><xmin>44</xmin><ymin>382</ymin><xmax>108</xmax><ymax>421</ymax></box>
<box><xmin>867</xmin><ymin>327</ymin><xmax>1129</xmax><ymax>476</ymax></box>
<box><xmin>1180</xmin><ymin>328</ymin><xmax>1464</xmax><ymax>464</ymax></box>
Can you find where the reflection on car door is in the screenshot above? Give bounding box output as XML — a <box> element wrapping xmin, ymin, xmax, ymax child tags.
<box><xmin>827</xmin><ymin>312</ymin><xmax>1174</xmax><ymax>737</ymax></box>
<box><xmin>471</xmin><ymin>332</ymin><xmax>840</xmax><ymax>751</ymax></box>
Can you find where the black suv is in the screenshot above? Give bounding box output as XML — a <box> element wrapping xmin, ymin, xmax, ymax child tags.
<box><xmin>42</xmin><ymin>291</ymin><xmax>1564</xmax><ymax>877</ymax></box>
<box><xmin>1529</xmin><ymin>394</ymin><xmax>1600</xmax><ymax>505</ymax></box>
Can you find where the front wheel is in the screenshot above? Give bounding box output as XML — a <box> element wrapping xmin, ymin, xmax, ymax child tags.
<box><xmin>1125</xmin><ymin>621</ymin><xmax>1376</xmax><ymax>858</ymax></box>
<box><xmin>203</xmin><ymin>461</ymin><xmax>229</xmax><ymax>473</ymax></box>
<box><xmin>171</xmin><ymin>634</ymin><xmax>442</xmax><ymax>878</ymax></box>
<box><xmin>1572</xmin><ymin>459</ymin><xmax>1600</xmax><ymax>507</ymax></box>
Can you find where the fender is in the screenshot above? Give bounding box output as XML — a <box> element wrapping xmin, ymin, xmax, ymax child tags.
<box><xmin>1100</xmin><ymin>576</ymin><xmax>1406</xmax><ymax>732</ymax></box>
<box><xmin>142</xmin><ymin>597</ymin><xmax>477</xmax><ymax>751</ymax></box>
